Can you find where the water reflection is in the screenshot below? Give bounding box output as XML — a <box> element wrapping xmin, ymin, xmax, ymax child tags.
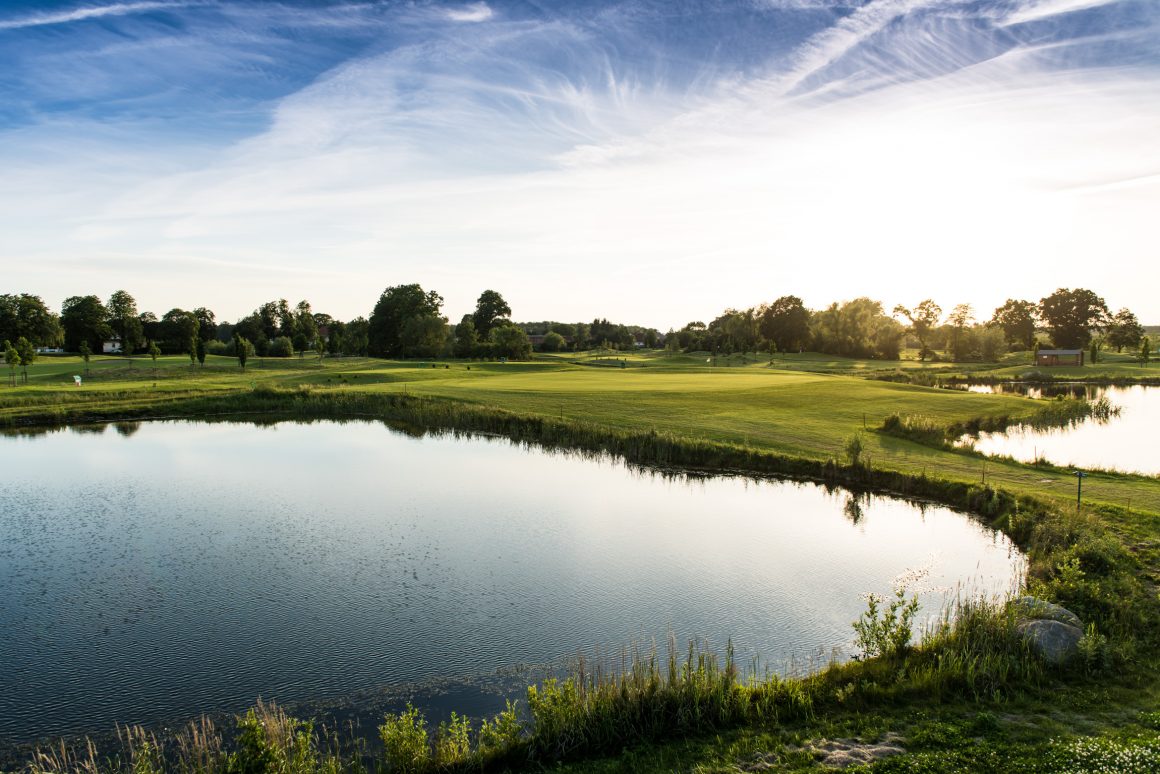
<box><xmin>0</xmin><ymin>420</ymin><xmax>1025</xmax><ymax>746</ymax></box>
<box><xmin>958</xmin><ymin>385</ymin><xmax>1159</xmax><ymax>475</ymax></box>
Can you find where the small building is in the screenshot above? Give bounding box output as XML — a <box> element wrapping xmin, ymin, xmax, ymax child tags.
<box><xmin>1036</xmin><ymin>349</ymin><xmax>1084</xmax><ymax>367</ymax></box>
<box><xmin>102</xmin><ymin>337</ymin><xmax>122</xmax><ymax>354</ymax></box>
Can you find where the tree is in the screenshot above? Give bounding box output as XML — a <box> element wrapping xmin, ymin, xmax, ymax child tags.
<box><xmin>61</xmin><ymin>295</ymin><xmax>111</xmax><ymax>353</ymax></box>
<box><xmin>0</xmin><ymin>294</ymin><xmax>62</xmax><ymax>347</ymax></box>
<box><xmin>1142</xmin><ymin>337</ymin><xmax>1152</xmax><ymax>366</ymax></box>
<box><xmin>106</xmin><ymin>290</ymin><xmax>143</xmax><ymax>355</ymax></box>
<box><xmin>989</xmin><ymin>299</ymin><xmax>1037</xmax><ymax>351</ymax></box>
<box><xmin>946</xmin><ymin>304</ymin><xmax>975</xmax><ymax>362</ymax></box>
<box><xmin>399</xmin><ymin>315</ymin><xmax>448</xmax><ymax>358</ymax></box>
<box><xmin>472</xmin><ymin>290</ymin><xmax>512</xmax><ymax>341</ymax></box>
<box><xmin>892</xmin><ymin>299</ymin><xmax>942</xmax><ymax>360</ymax></box>
<box><xmin>293</xmin><ymin>300</ymin><xmax>317</xmax><ymax>356</ymax></box>
<box><xmin>4</xmin><ymin>340</ymin><xmax>19</xmax><ymax>387</ymax></box>
<box><xmin>268</xmin><ymin>336</ymin><xmax>294</xmax><ymax>357</ymax></box>
<box><xmin>540</xmin><ymin>331</ymin><xmax>567</xmax><ymax>352</ymax></box>
<box><xmin>159</xmin><ymin>309</ymin><xmax>199</xmax><ymax>354</ymax></box>
<box><xmin>1105</xmin><ymin>308</ymin><xmax>1144</xmax><ymax>352</ymax></box>
<box><xmin>189</xmin><ymin>335</ymin><xmax>198</xmax><ymax>366</ymax></box>
<box><xmin>78</xmin><ymin>340</ymin><xmax>92</xmax><ymax>374</ymax></box>
<box><xmin>490</xmin><ymin>324</ymin><xmax>532</xmax><ymax>360</ymax></box>
<box><xmin>368</xmin><ymin>284</ymin><xmax>444</xmax><ymax>357</ymax></box>
<box><xmin>196</xmin><ymin>337</ymin><xmax>207</xmax><ymax>366</ymax></box>
<box><xmin>453</xmin><ymin>315</ymin><xmax>478</xmax><ymax>358</ymax></box>
<box><xmin>193</xmin><ymin>308</ymin><xmax>218</xmax><ymax>342</ymax></box>
<box><xmin>148</xmin><ymin>340</ymin><xmax>161</xmax><ymax>373</ymax></box>
<box><xmin>14</xmin><ymin>337</ymin><xmax>34</xmax><ymax>384</ymax></box>
<box><xmin>760</xmin><ymin>295</ymin><xmax>812</xmax><ymax>355</ymax></box>
<box><xmin>812</xmin><ymin>298</ymin><xmax>902</xmax><ymax>360</ymax></box>
<box><xmin>1038</xmin><ymin>288</ymin><xmax>1110</xmax><ymax>349</ymax></box>
<box><xmin>341</xmin><ymin>317</ymin><xmax>369</xmax><ymax>357</ymax></box>
<box><xmin>314</xmin><ymin>334</ymin><xmax>325</xmax><ymax>363</ymax></box>
<box><xmin>234</xmin><ymin>334</ymin><xmax>252</xmax><ymax>370</ymax></box>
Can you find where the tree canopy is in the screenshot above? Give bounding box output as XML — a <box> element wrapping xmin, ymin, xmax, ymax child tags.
<box><xmin>1038</xmin><ymin>288</ymin><xmax>1110</xmax><ymax>349</ymax></box>
<box><xmin>61</xmin><ymin>295</ymin><xmax>111</xmax><ymax>352</ymax></box>
<box><xmin>989</xmin><ymin>299</ymin><xmax>1037</xmax><ymax>350</ymax></box>
<box><xmin>368</xmin><ymin>284</ymin><xmax>445</xmax><ymax>357</ymax></box>
<box><xmin>472</xmin><ymin>290</ymin><xmax>512</xmax><ymax>340</ymax></box>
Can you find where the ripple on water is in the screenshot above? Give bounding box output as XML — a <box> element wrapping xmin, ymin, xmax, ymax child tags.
<box><xmin>0</xmin><ymin>420</ymin><xmax>1025</xmax><ymax>743</ymax></box>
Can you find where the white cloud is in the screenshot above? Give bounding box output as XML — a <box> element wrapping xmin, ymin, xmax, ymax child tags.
<box><xmin>0</xmin><ymin>1</ymin><xmax>200</xmax><ymax>31</ymax></box>
<box><xmin>1</xmin><ymin>0</ymin><xmax>1157</xmax><ymax>325</ymax></box>
<box><xmin>1002</xmin><ymin>0</ymin><xmax>1118</xmax><ymax>27</ymax></box>
<box><xmin>445</xmin><ymin>3</ymin><xmax>493</xmax><ymax>23</ymax></box>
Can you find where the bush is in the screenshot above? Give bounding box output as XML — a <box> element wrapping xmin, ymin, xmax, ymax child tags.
<box><xmin>852</xmin><ymin>587</ymin><xmax>919</xmax><ymax>659</ymax></box>
<box><xmin>540</xmin><ymin>331</ymin><xmax>567</xmax><ymax>352</ymax></box>
<box><xmin>379</xmin><ymin>705</ymin><xmax>430</xmax><ymax>773</ymax></box>
<box><xmin>844</xmin><ymin>432</ymin><xmax>865</xmax><ymax>467</ymax></box>
<box><xmin>268</xmin><ymin>336</ymin><xmax>294</xmax><ymax>357</ymax></box>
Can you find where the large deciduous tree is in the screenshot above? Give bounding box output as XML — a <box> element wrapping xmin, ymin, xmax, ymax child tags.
<box><xmin>472</xmin><ymin>290</ymin><xmax>512</xmax><ymax>341</ymax></box>
<box><xmin>193</xmin><ymin>307</ymin><xmax>217</xmax><ymax>342</ymax></box>
<box><xmin>61</xmin><ymin>295</ymin><xmax>111</xmax><ymax>353</ymax></box>
<box><xmin>989</xmin><ymin>299</ymin><xmax>1037</xmax><ymax>351</ymax></box>
<box><xmin>107</xmin><ymin>290</ymin><xmax>143</xmax><ymax>355</ymax></box>
<box><xmin>1038</xmin><ymin>288</ymin><xmax>1110</xmax><ymax>349</ymax></box>
<box><xmin>759</xmin><ymin>295</ymin><xmax>811</xmax><ymax>355</ymax></box>
<box><xmin>0</xmin><ymin>294</ymin><xmax>62</xmax><ymax>347</ymax></box>
<box><xmin>945</xmin><ymin>304</ymin><xmax>975</xmax><ymax>362</ymax></box>
<box><xmin>159</xmin><ymin>309</ymin><xmax>200</xmax><ymax>354</ymax></box>
<box><xmin>490</xmin><ymin>324</ymin><xmax>532</xmax><ymax>360</ymax></box>
<box><xmin>453</xmin><ymin>315</ymin><xmax>478</xmax><ymax>358</ymax></box>
<box><xmin>892</xmin><ymin>299</ymin><xmax>941</xmax><ymax>360</ymax></box>
<box><xmin>1106</xmin><ymin>308</ymin><xmax>1144</xmax><ymax>353</ymax></box>
<box><xmin>367</xmin><ymin>284</ymin><xmax>445</xmax><ymax>357</ymax></box>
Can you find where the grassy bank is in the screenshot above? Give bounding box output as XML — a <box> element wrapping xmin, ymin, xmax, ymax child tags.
<box><xmin>3</xmin><ymin>354</ymin><xmax>1159</xmax><ymax>772</ymax></box>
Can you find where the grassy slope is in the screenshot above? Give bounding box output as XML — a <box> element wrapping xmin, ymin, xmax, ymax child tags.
<box><xmin>4</xmin><ymin>352</ymin><xmax>1159</xmax><ymax>771</ymax></box>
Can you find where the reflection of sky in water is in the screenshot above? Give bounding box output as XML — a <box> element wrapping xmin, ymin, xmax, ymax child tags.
<box><xmin>0</xmin><ymin>421</ymin><xmax>1024</xmax><ymax>743</ymax></box>
<box><xmin>963</xmin><ymin>386</ymin><xmax>1159</xmax><ymax>475</ymax></box>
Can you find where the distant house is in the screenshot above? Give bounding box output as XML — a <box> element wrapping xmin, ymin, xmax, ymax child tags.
<box><xmin>102</xmin><ymin>337</ymin><xmax>122</xmax><ymax>354</ymax></box>
<box><xmin>1036</xmin><ymin>349</ymin><xmax>1084</xmax><ymax>367</ymax></box>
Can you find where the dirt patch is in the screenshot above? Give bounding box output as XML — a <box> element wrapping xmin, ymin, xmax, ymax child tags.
<box><xmin>737</xmin><ymin>733</ymin><xmax>905</xmax><ymax>771</ymax></box>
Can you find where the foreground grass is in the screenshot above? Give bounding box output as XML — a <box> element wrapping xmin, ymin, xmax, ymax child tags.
<box><xmin>3</xmin><ymin>352</ymin><xmax>1159</xmax><ymax>772</ymax></box>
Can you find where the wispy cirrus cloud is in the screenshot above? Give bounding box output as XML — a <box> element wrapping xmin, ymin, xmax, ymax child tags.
<box><xmin>445</xmin><ymin>2</ymin><xmax>494</xmax><ymax>23</ymax></box>
<box><xmin>0</xmin><ymin>0</ymin><xmax>1157</xmax><ymax>324</ymax></box>
<box><xmin>1002</xmin><ymin>0</ymin><xmax>1119</xmax><ymax>26</ymax></box>
<box><xmin>0</xmin><ymin>1</ymin><xmax>204</xmax><ymax>31</ymax></box>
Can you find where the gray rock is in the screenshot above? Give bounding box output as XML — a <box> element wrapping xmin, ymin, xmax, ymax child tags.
<box><xmin>1009</xmin><ymin>596</ymin><xmax>1085</xmax><ymax>665</ymax></box>
<box><xmin>1009</xmin><ymin>596</ymin><xmax>1082</xmax><ymax>628</ymax></box>
<box><xmin>1016</xmin><ymin>619</ymin><xmax>1084</xmax><ymax>664</ymax></box>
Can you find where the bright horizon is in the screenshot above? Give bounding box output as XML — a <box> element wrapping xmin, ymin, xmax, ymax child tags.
<box><xmin>1</xmin><ymin>0</ymin><xmax>1158</xmax><ymax>329</ymax></box>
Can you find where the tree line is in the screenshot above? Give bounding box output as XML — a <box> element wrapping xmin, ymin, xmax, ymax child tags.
<box><xmin>0</xmin><ymin>285</ymin><xmax>1149</xmax><ymax>371</ymax></box>
<box><xmin>667</xmin><ymin>288</ymin><xmax>1147</xmax><ymax>363</ymax></box>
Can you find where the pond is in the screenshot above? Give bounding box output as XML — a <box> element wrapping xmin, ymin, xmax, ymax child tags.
<box><xmin>957</xmin><ymin>384</ymin><xmax>1159</xmax><ymax>476</ymax></box>
<box><xmin>0</xmin><ymin>420</ymin><xmax>1025</xmax><ymax>748</ymax></box>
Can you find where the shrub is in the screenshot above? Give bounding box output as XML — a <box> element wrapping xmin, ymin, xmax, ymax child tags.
<box><xmin>268</xmin><ymin>336</ymin><xmax>294</xmax><ymax>357</ymax></box>
<box><xmin>379</xmin><ymin>705</ymin><xmax>430</xmax><ymax>773</ymax></box>
<box><xmin>852</xmin><ymin>587</ymin><xmax>919</xmax><ymax>659</ymax></box>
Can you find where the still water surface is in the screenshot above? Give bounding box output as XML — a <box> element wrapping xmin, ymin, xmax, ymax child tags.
<box><xmin>0</xmin><ymin>420</ymin><xmax>1024</xmax><ymax>744</ymax></box>
<box><xmin>959</xmin><ymin>385</ymin><xmax>1159</xmax><ymax>475</ymax></box>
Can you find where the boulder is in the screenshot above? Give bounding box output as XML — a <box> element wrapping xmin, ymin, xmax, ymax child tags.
<box><xmin>1010</xmin><ymin>596</ymin><xmax>1084</xmax><ymax>665</ymax></box>
<box><xmin>1009</xmin><ymin>596</ymin><xmax>1083</xmax><ymax>628</ymax></box>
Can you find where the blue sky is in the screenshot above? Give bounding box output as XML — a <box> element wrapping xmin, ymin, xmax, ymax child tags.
<box><xmin>1</xmin><ymin>0</ymin><xmax>1157</xmax><ymax>326</ymax></box>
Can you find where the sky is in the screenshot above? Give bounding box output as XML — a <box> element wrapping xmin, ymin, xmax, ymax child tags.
<box><xmin>1</xmin><ymin>0</ymin><xmax>1157</xmax><ymax>328</ymax></box>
